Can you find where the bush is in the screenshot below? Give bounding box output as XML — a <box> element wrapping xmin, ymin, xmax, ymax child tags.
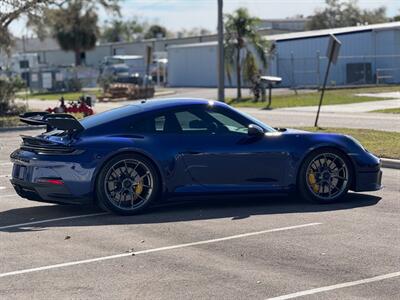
<box><xmin>67</xmin><ymin>77</ymin><xmax>82</xmax><ymax>92</ymax></box>
<box><xmin>0</xmin><ymin>76</ymin><xmax>26</xmax><ymax>116</ymax></box>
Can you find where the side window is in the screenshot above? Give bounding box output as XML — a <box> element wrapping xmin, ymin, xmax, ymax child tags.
<box><xmin>155</xmin><ymin>116</ymin><xmax>165</xmax><ymax>132</ymax></box>
<box><xmin>131</xmin><ymin>107</ymin><xmax>249</xmax><ymax>135</ymax></box>
<box><xmin>206</xmin><ymin>110</ymin><xmax>248</xmax><ymax>134</ymax></box>
<box><xmin>132</xmin><ymin>114</ymin><xmax>165</xmax><ymax>133</ymax></box>
<box><xmin>175</xmin><ymin>111</ymin><xmax>208</xmax><ymax>132</ymax></box>
<box><xmin>132</xmin><ymin>118</ymin><xmax>152</xmax><ymax>133</ymax></box>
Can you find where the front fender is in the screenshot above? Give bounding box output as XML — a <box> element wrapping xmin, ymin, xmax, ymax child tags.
<box><xmin>294</xmin><ymin>133</ymin><xmax>380</xmax><ymax>186</ymax></box>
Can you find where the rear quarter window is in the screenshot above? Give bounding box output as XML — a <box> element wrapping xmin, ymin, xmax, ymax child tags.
<box><xmin>80</xmin><ymin>105</ymin><xmax>142</xmax><ymax>129</ymax></box>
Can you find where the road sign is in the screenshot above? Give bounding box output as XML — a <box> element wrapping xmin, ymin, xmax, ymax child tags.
<box><xmin>326</xmin><ymin>34</ymin><xmax>341</xmax><ymax>64</ymax></box>
<box><xmin>314</xmin><ymin>34</ymin><xmax>342</xmax><ymax>127</ymax></box>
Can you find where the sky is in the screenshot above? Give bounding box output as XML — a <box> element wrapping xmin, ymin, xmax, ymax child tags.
<box><xmin>9</xmin><ymin>0</ymin><xmax>400</xmax><ymax>37</ymax></box>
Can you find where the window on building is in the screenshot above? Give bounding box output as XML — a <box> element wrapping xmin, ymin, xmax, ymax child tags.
<box><xmin>19</xmin><ymin>60</ymin><xmax>29</xmax><ymax>69</ymax></box>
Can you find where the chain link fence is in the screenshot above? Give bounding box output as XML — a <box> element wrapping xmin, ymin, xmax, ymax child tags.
<box><xmin>26</xmin><ymin>66</ymin><xmax>99</xmax><ymax>93</ymax></box>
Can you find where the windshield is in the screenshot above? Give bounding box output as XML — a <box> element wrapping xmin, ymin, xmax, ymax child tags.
<box><xmin>80</xmin><ymin>105</ymin><xmax>142</xmax><ymax>129</ymax></box>
<box><xmin>115</xmin><ymin>76</ymin><xmax>142</xmax><ymax>84</ymax></box>
<box><xmin>235</xmin><ymin>110</ymin><xmax>276</xmax><ymax>132</ymax></box>
<box><xmin>105</xmin><ymin>58</ymin><xmax>124</xmax><ymax>65</ymax></box>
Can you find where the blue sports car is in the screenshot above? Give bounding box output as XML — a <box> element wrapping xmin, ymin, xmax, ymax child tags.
<box><xmin>10</xmin><ymin>98</ymin><xmax>382</xmax><ymax>215</ymax></box>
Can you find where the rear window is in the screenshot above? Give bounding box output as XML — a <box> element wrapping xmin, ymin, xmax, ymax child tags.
<box><xmin>80</xmin><ymin>105</ymin><xmax>142</xmax><ymax>129</ymax></box>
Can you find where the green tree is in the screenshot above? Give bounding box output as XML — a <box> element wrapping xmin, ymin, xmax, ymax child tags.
<box><xmin>100</xmin><ymin>18</ymin><xmax>144</xmax><ymax>43</ymax></box>
<box><xmin>144</xmin><ymin>24</ymin><xmax>167</xmax><ymax>39</ymax></box>
<box><xmin>28</xmin><ymin>0</ymin><xmax>120</xmax><ymax>66</ymax></box>
<box><xmin>52</xmin><ymin>2</ymin><xmax>99</xmax><ymax>66</ymax></box>
<box><xmin>307</xmin><ymin>0</ymin><xmax>388</xmax><ymax>30</ymax></box>
<box><xmin>0</xmin><ymin>76</ymin><xmax>25</xmax><ymax>116</ymax></box>
<box><xmin>0</xmin><ymin>1</ymin><xmax>51</xmax><ymax>116</ymax></box>
<box><xmin>393</xmin><ymin>11</ymin><xmax>400</xmax><ymax>21</ymax></box>
<box><xmin>224</xmin><ymin>8</ymin><xmax>269</xmax><ymax>100</ymax></box>
<box><xmin>0</xmin><ymin>0</ymin><xmax>51</xmax><ymax>52</ymax></box>
<box><xmin>176</xmin><ymin>27</ymin><xmax>212</xmax><ymax>38</ymax></box>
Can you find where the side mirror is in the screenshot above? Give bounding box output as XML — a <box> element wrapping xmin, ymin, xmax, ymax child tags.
<box><xmin>247</xmin><ymin>124</ymin><xmax>264</xmax><ymax>137</ymax></box>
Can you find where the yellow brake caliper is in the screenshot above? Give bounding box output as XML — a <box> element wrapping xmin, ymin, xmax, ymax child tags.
<box><xmin>308</xmin><ymin>171</ymin><xmax>319</xmax><ymax>193</ymax></box>
<box><xmin>135</xmin><ymin>180</ymin><xmax>144</xmax><ymax>197</ymax></box>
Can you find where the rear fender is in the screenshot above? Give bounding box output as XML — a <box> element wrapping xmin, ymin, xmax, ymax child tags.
<box><xmin>90</xmin><ymin>147</ymin><xmax>166</xmax><ymax>197</ymax></box>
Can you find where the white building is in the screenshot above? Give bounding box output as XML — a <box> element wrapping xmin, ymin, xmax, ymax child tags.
<box><xmin>259</xmin><ymin>18</ymin><xmax>308</xmax><ymax>32</ymax></box>
<box><xmin>0</xmin><ymin>21</ymin><xmax>295</xmax><ymax>71</ymax></box>
<box><xmin>167</xmin><ymin>22</ymin><xmax>400</xmax><ymax>88</ymax></box>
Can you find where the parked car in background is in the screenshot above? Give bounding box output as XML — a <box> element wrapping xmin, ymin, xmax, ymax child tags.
<box><xmin>100</xmin><ymin>55</ymin><xmax>145</xmax><ymax>76</ymax></box>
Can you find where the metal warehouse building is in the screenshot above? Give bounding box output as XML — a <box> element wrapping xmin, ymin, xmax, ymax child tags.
<box><xmin>167</xmin><ymin>22</ymin><xmax>400</xmax><ymax>87</ymax></box>
<box><xmin>1</xmin><ymin>26</ymin><xmax>289</xmax><ymax>69</ymax></box>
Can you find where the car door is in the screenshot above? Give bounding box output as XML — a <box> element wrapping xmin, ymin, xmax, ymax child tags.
<box><xmin>173</xmin><ymin>106</ymin><xmax>290</xmax><ymax>192</ymax></box>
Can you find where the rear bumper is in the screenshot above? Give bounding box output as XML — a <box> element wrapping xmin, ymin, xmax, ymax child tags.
<box><xmin>9</xmin><ymin>148</ymin><xmax>94</xmax><ymax>205</ymax></box>
<box><xmin>10</xmin><ymin>178</ymin><xmax>91</xmax><ymax>205</ymax></box>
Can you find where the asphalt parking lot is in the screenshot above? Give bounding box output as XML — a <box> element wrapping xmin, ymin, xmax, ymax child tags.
<box><xmin>0</xmin><ymin>129</ymin><xmax>399</xmax><ymax>299</ymax></box>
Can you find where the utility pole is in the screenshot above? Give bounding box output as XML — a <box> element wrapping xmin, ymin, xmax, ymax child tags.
<box><xmin>217</xmin><ymin>0</ymin><xmax>225</xmax><ymax>102</ymax></box>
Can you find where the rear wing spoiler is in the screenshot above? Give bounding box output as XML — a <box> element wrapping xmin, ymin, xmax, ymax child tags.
<box><xmin>19</xmin><ymin>112</ymin><xmax>84</xmax><ymax>133</ymax></box>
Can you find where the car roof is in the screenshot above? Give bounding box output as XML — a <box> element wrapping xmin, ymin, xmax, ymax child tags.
<box><xmin>80</xmin><ymin>98</ymin><xmax>227</xmax><ymax>130</ymax></box>
<box><xmin>136</xmin><ymin>98</ymin><xmax>226</xmax><ymax>111</ymax></box>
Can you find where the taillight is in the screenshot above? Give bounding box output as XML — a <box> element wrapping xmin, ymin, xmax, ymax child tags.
<box><xmin>37</xmin><ymin>178</ymin><xmax>64</xmax><ymax>185</ymax></box>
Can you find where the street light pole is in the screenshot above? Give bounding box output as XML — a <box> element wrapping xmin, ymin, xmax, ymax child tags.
<box><xmin>217</xmin><ymin>0</ymin><xmax>225</xmax><ymax>102</ymax></box>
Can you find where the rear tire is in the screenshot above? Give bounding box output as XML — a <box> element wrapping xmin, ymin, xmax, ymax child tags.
<box><xmin>96</xmin><ymin>153</ymin><xmax>160</xmax><ymax>215</ymax></box>
<box><xmin>298</xmin><ymin>148</ymin><xmax>352</xmax><ymax>204</ymax></box>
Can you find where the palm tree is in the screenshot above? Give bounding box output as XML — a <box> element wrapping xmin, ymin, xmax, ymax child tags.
<box><xmin>224</xmin><ymin>8</ymin><xmax>269</xmax><ymax>100</ymax></box>
<box><xmin>51</xmin><ymin>1</ymin><xmax>99</xmax><ymax>66</ymax></box>
<box><xmin>27</xmin><ymin>0</ymin><xmax>120</xmax><ymax>66</ymax></box>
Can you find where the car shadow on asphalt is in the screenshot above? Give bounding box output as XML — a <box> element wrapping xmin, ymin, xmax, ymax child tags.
<box><xmin>0</xmin><ymin>193</ymin><xmax>381</xmax><ymax>233</ymax></box>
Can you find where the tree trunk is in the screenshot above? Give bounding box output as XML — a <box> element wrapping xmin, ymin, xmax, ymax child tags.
<box><xmin>74</xmin><ymin>49</ymin><xmax>81</xmax><ymax>66</ymax></box>
<box><xmin>236</xmin><ymin>46</ymin><xmax>241</xmax><ymax>100</ymax></box>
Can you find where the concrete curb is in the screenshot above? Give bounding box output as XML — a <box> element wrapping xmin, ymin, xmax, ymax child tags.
<box><xmin>381</xmin><ymin>158</ymin><xmax>400</xmax><ymax>169</ymax></box>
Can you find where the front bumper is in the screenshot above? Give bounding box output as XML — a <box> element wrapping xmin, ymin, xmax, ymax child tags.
<box><xmin>348</xmin><ymin>151</ymin><xmax>383</xmax><ymax>192</ymax></box>
<box><xmin>353</xmin><ymin>168</ymin><xmax>383</xmax><ymax>192</ymax></box>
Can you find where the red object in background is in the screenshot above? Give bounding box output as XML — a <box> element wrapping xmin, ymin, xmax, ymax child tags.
<box><xmin>46</xmin><ymin>96</ymin><xmax>94</xmax><ymax>116</ymax></box>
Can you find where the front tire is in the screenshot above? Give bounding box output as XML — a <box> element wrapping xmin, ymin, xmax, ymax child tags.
<box><xmin>298</xmin><ymin>149</ymin><xmax>352</xmax><ymax>204</ymax></box>
<box><xmin>96</xmin><ymin>154</ymin><xmax>160</xmax><ymax>215</ymax></box>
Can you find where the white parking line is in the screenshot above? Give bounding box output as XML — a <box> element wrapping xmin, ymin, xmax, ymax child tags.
<box><xmin>0</xmin><ymin>212</ymin><xmax>108</xmax><ymax>230</ymax></box>
<box><xmin>1</xmin><ymin>194</ymin><xmax>17</xmax><ymax>198</ymax></box>
<box><xmin>0</xmin><ymin>186</ymin><xmax>6</xmax><ymax>190</ymax></box>
<box><xmin>0</xmin><ymin>222</ymin><xmax>321</xmax><ymax>278</ymax></box>
<box><xmin>266</xmin><ymin>271</ymin><xmax>400</xmax><ymax>300</ymax></box>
